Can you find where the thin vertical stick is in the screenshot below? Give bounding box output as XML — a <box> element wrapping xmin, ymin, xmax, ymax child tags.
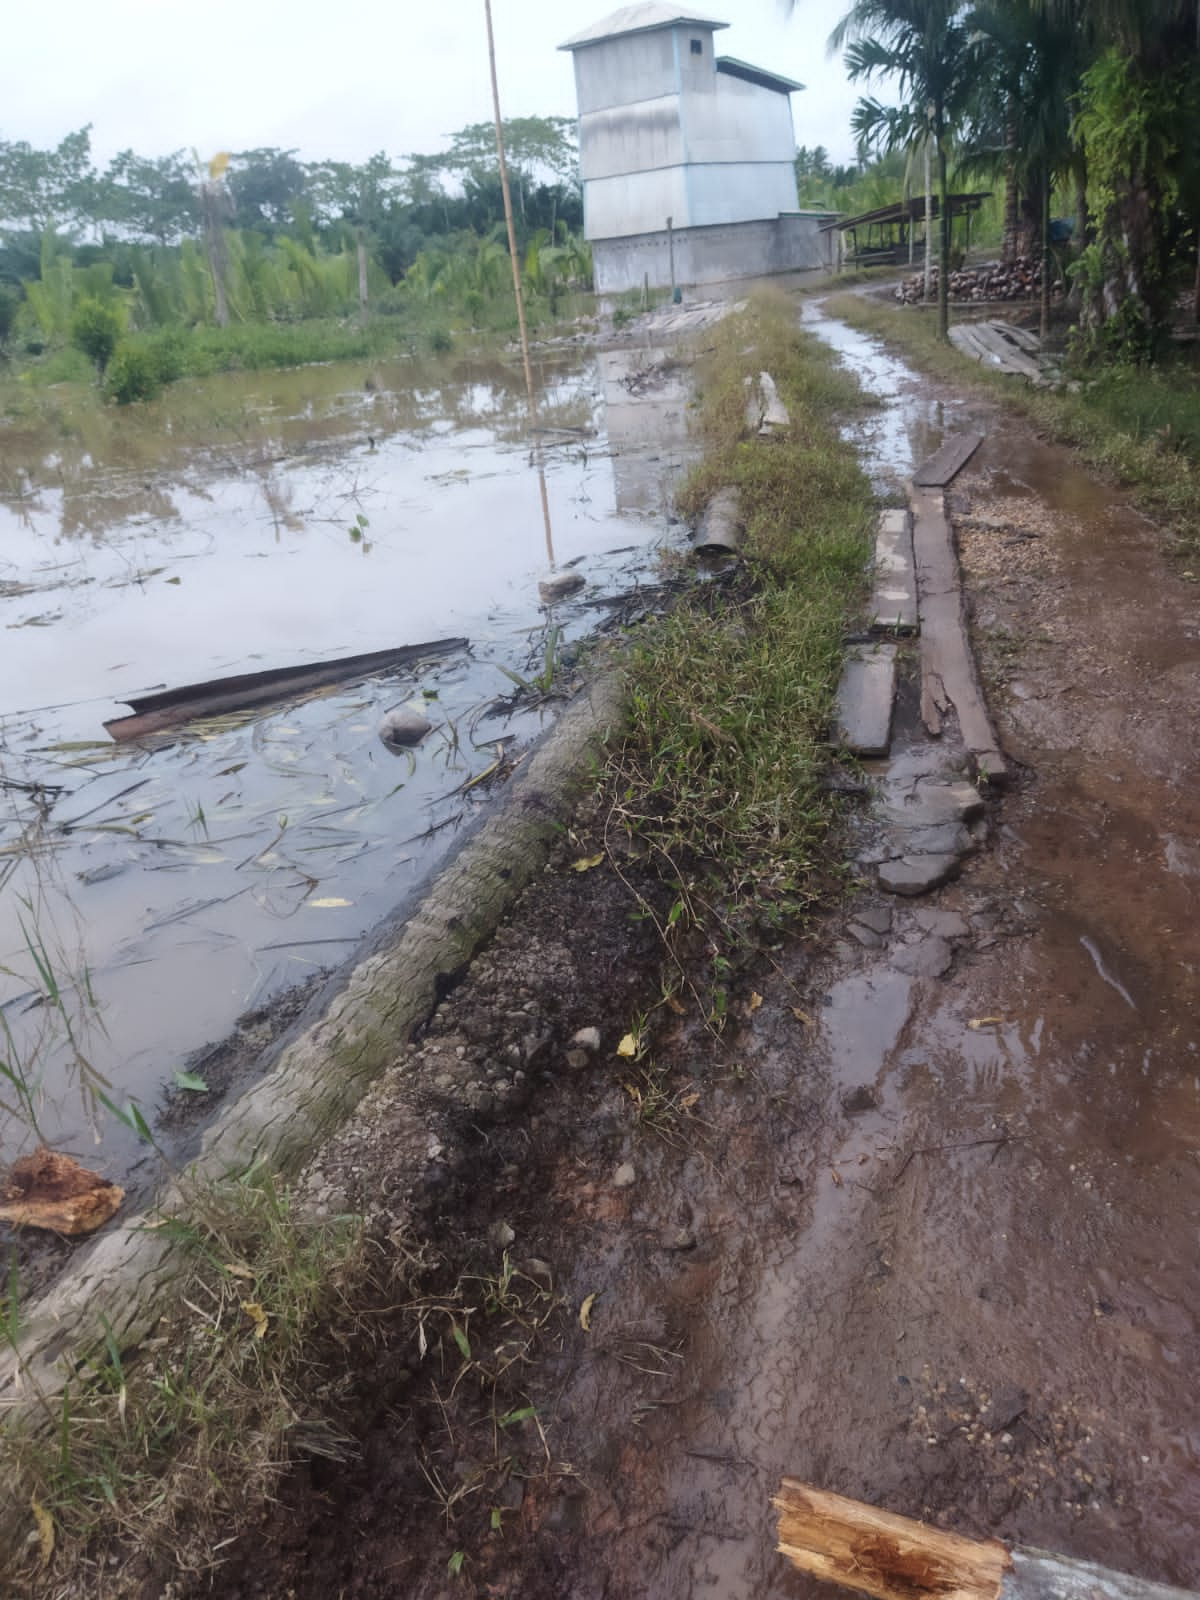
<box><xmin>484</xmin><ymin>0</ymin><xmax>555</xmax><ymax>566</ymax></box>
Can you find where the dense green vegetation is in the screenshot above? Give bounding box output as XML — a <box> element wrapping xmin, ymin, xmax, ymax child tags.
<box><xmin>818</xmin><ymin>0</ymin><xmax>1200</xmax><ymax>355</ymax></box>
<box><xmin>0</xmin><ymin>121</ymin><xmax>592</xmax><ymax>402</ymax></box>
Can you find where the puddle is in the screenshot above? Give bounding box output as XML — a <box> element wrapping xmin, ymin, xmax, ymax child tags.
<box><xmin>0</xmin><ymin>343</ymin><xmax>697</xmax><ymax>1181</ymax></box>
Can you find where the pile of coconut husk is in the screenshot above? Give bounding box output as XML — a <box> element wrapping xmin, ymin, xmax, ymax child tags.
<box><xmin>895</xmin><ymin>256</ymin><xmax>1048</xmax><ymax>304</ymax></box>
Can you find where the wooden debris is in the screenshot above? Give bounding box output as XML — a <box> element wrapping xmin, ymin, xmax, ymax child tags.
<box><xmin>0</xmin><ymin>1147</ymin><xmax>124</xmax><ymax>1237</ymax></box>
<box><xmin>104</xmin><ymin>638</ymin><xmax>468</xmax><ymax>741</ymax></box>
<box><xmin>775</xmin><ymin>1480</ymin><xmax>1200</xmax><ymax>1600</ymax></box>
<box><xmin>913</xmin><ymin>432</ymin><xmax>984</xmax><ymax>488</ymax></box>
<box><xmin>949</xmin><ymin>322</ymin><xmax>1050</xmax><ymax>385</ymax></box>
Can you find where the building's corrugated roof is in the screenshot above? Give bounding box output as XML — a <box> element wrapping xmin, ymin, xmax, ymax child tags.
<box><xmin>559</xmin><ymin>4</ymin><xmax>728</xmax><ymax>50</ymax></box>
<box><xmin>716</xmin><ymin>55</ymin><xmax>804</xmax><ymax>93</ymax></box>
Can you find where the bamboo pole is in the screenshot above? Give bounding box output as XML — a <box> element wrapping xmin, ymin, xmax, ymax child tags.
<box><xmin>483</xmin><ymin>0</ymin><xmax>555</xmax><ymax>568</ymax></box>
<box><xmin>774</xmin><ymin>1480</ymin><xmax>1199</xmax><ymax>1600</ymax></box>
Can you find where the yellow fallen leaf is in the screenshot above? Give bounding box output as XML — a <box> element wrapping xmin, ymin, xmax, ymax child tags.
<box><xmin>307</xmin><ymin>897</ymin><xmax>353</xmax><ymax>909</ymax></box>
<box><xmin>967</xmin><ymin>1016</ymin><xmax>1004</xmax><ymax>1030</ymax></box>
<box><xmin>579</xmin><ymin>1292</ymin><xmax>597</xmax><ymax>1331</ymax></box>
<box><xmin>224</xmin><ymin>1262</ymin><xmax>256</xmax><ymax>1280</ymax></box>
<box><xmin>791</xmin><ymin>1007</ymin><xmax>814</xmax><ymax>1026</ymax></box>
<box><xmin>241</xmin><ymin>1300</ymin><xmax>270</xmax><ymax>1339</ymax></box>
<box><xmin>31</xmin><ymin>1495</ymin><xmax>54</xmax><ymax>1565</ymax></box>
<box><xmin>748</xmin><ymin>991</ymin><xmax>763</xmax><ymax>1012</ymax></box>
<box><xmin>616</xmin><ymin>1033</ymin><xmax>638</xmax><ymax>1058</ymax></box>
<box><xmin>679</xmin><ymin>1092</ymin><xmax>700</xmax><ymax>1111</ymax></box>
<box><xmin>572</xmin><ymin>852</ymin><xmax>605</xmax><ymax>873</ymax></box>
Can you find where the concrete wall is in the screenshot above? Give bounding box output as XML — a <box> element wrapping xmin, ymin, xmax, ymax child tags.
<box><xmin>687</xmin><ymin>161</ymin><xmax>801</xmax><ymax>228</ymax></box>
<box><xmin>683</xmin><ymin>67</ymin><xmax>797</xmax><ymax>167</ymax></box>
<box><xmin>593</xmin><ymin>214</ymin><xmax>837</xmax><ymax>295</ymax></box>
<box><xmin>573</xmin><ymin>30</ymin><xmax>679</xmax><ymax>113</ymax></box>
<box><xmin>584</xmin><ymin>166</ymin><xmax>691</xmax><ymax>242</ymax></box>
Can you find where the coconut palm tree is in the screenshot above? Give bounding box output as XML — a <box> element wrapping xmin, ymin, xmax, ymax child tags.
<box><xmin>830</xmin><ymin>0</ymin><xmax>978</xmax><ymax>338</ymax></box>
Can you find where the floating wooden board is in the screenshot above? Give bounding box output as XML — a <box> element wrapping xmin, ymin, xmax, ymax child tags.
<box><xmin>913</xmin><ymin>431</ymin><xmax>984</xmax><ymax>488</ymax></box>
<box><xmin>104</xmin><ymin>637</ymin><xmax>469</xmax><ymax>742</ymax></box>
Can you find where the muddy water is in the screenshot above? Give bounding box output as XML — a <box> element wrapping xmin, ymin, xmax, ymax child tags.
<box><xmin>537</xmin><ymin>312</ymin><xmax>1200</xmax><ymax>1592</ymax></box>
<box><xmin>0</xmin><ymin>344</ymin><xmax>693</xmax><ymax>1182</ymax></box>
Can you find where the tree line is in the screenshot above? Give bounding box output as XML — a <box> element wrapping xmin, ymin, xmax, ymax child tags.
<box><xmin>824</xmin><ymin>0</ymin><xmax>1199</xmax><ymax>356</ymax></box>
<box><xmin>0</xmin><ymin>119</ymin><xmax>591</xmax><ymax>394</ymax></box>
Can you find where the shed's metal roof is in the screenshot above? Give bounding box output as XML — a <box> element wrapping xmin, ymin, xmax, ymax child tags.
<box><xmin>559</xmin><ymin>4</ymin><xmax>728</xmax><ymax>50</ymax></box>
<box><xmin>716</xmin><ymin>55</ymin><xmax>804</xmax><ymax>93</ymax></box>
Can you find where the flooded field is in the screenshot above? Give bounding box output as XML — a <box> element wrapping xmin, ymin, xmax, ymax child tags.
<box><xmin>0</xmin><ymin>341</ymin><xmax>693</xmax><ymax>1184</ymax></box>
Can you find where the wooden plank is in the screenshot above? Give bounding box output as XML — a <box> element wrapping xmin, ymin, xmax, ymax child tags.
<box><xmin>913</xmin><ymin>431</ymin><xmax>984</xmax><ymax>488</ymax></box>
<box><xmin>835</xmin><ymin>644</ymin><xmax>896</xmax><ymax>756</ymax></box>
<box><xmin>911</xmin><ymin>485</ymin><xmax>1007</xmax><ymax>783</ymax></box>
<box><xmin>774</xmin><ymin>1480</ymin><xmax>1011</xmax><ymax>1600</ymax></box>
<box><xmin>870</xmin><ymin>508</ymin><xmax>918</xmax><ymax>633</ymax></box>
<box><xmin>104</xmin><ymin>638</ymin><xmax>468</xmax><ymax>741</ymax></box>
<box><xmin>970</xmin><ymin>324</ymin><xmax>1043</xmax><ymax>380</ymax></box>
<box><xmin>775</xmin><ymin>1481</ymin><xmax>1200</xmax><ymax>1600</ymax></box>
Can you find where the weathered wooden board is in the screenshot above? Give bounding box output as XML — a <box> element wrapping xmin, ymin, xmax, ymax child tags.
<box><xmin>913</xmin><ymin>431</ymin><xmax>985</xmax><ymax>488</ymax></box>
<box><xmin>104</xmin><ymin>638</ymin><xmax>468</xmax><ymax>741</ymax></box>
<box><xmin>835</xmin><ymin>644</ymin><xmax>896</xmax><ymax>757</ymax></box>
<box><xmin>870</xmin><ymin>508</ymin><xmax>918</xmax><ymax>633</ymax></box>
<box><xmin>910</xmin><ymin>485</ymin><xmax>1007</xmax><ymax>783</ymax></box>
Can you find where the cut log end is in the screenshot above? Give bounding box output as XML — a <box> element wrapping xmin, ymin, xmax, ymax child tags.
<box><xmin>774</xmin><ymin>1481</ymin><xmax>1011</xmax><ymax>1600</ymax></box>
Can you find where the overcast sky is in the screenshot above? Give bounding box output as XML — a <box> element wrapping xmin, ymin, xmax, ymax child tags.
<box><xmin>1</xmin><ymin>0</ymin><xmax>867</xmax><ymax>172</ymax></box>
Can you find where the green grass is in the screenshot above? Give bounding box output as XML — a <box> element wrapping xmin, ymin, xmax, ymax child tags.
<box><xmin>824</xmin><ymin>291</ymin><xmax>1200</xmax><ymax>560</ymax></box>
<box><xmin>610</xmin><ymin>291</ymin><xmax>875</xmax><ymax>950</ymax></box>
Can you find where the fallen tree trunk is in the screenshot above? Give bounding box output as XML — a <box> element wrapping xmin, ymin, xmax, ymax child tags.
<box><xmin>104</xmin><ymin>638</ymin><xmax>469</xmax><ymax>741</ymax></box>
<box><xmin>774</xmin><ymin>1480</ymin><xmax>1198</xmax><ymax>1600</ymax></box>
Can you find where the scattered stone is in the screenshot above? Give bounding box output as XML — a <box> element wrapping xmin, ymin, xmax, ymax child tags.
<box><xmin>913</xmin><ymin>909</ymin><xmax>970</xmax><ymax>939</ymax></box>
<box><xmin>572</xmin><ymin>1026</ymin><xmax>601</xmax><ymax>1052</ymax></box>
<box><xmin>564</xmin><ymin>1048</ymin><xmax>590</xmax><ymax>1070</ymax></box>
<box><xmin>847</xmin><ymin>923</ymin><xmax>883</xmax><ymax>950</ymax></box>
<box><xmin>878</xmin><ymin>854</ymin><xmax>962</xmax><ymax>897</ymax></box>
<box><xmin>835</xmin><ymin>644</ymin><xmax>897</xmax><ymax>757</ymax></box>
<box><xmin>612</xmin><ymin>1162</ymin><xmax>636</xmax><ymax>1189</ymax></box>
<box><xmin>891</xmin><ymin>936</ymin><xmax>954</xmax><ymax>978</ymax></box>
<box><xmin>854</xmin><ymin>905</ymin><xmax>893</xmax><ymax>935</ymax></box>
<box><xmin>489</xmin><ymin>1220</ymin><xmax>516</xmax><ymax>1249</ymax></box>
<box><xmin>538</xmin><ymin>571</ymin><xmax>586</xmax><ymax>603</ymax></box>
<box><xmin>378</xmin><ymin>706</ymin><xmax>433</xmax><ymax>749</ymax></box>
<box><xmin>841</xmin><ymin>1085</ymin><xmax>879</xmax><ymax>1115</ymax></box>
<box><xmin>665</xmin><ymin>1227</ymin><xmax>697</xmax><ymax>1251</ymax></box>
<box><xmin>894</xmin><ymin>820</ymin><xmax>973</xmax><ymax>857</ymax></box>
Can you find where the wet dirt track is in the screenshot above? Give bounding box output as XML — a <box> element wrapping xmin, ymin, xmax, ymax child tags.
<box><xmin>193</xmin><ymin>310</ymin><xmax>1200</xmax><ymax>1600</ymax></box>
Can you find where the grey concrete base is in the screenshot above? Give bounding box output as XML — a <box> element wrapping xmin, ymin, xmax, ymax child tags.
<box><xmin>593</xmin><ymin>214</ymin><xmax>835</xmax><ymax>295</ymax></box>
<box><xmin>835</xmin><ymin>644</ymin><xmax>896</xmax><ymax>757</ymax></box>
<box><xmin>870</xmin><ymin>508</ymin><xmax>918</xmax><ymax>634</ymax></box>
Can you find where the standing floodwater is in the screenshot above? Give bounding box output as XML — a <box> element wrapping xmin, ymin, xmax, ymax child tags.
<box><xmin>0</xmin><ymin>342</ymin><xmax>692</xmax><ymax>1185</ymax></box>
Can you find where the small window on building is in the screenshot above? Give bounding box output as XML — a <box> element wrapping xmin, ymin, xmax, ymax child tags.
<box><xmin>690</xmin><ymin>37</ymin><xmax>703</xmax><ymax>53</ymax></box>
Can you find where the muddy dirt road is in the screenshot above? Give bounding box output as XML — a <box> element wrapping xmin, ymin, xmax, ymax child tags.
<box><xmin>200</xmin><ymin>308</ymin><xmax>1200</xmax><ymax>1600</ymax></box>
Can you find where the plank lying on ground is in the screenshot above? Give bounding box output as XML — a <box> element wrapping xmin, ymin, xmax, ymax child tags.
<box><xmin>870</xmin><ymin>508</ymin><xmax>918</xmax><ymax>633</ymax></box>
<box><xmin>774</xmin><ymin>1480</ymin><xmax>1199</xmax><ymax>1600</ymax></box>
<box><xmin>913</xmin><ymin>431</ymin><xmax>984</xmax><ymax>487</ymax></box>
<box><xmin>835</xmin><ymin>644</ymin><xmax>896</xmax><ymax>757</ymax></box>
<box><xmin>104</xmin><ymin>638</ymin><xmax>468</xmax><ymax>741</ymax></box>
<box><xmin>970</xmin><ymin>323</ymin><xmax>1044</xmax><ymax>382</ymax></box>
<box><xmin>911</xmin><ymin>484</ymin><xmax>1007</xmax><ymax>783</ymax></box>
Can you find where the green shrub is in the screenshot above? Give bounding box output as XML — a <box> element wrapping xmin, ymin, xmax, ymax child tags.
<box><xmin>70</xmin><ymin>296</ymin><xmax>124</xmax><ymax>376</ymax></box>
<box><xmin>429</xmin><ymin>326</ymin><xmax>453</xmax><ymax>354</ymax></box>
<box><xmin>0</xmin><ymin>286</ymin><xmax>19</xmax><ymax>352</ymax></box>
<box><xmin>105</xmin><ymin>344</ymin><xmax>163</xmax><ymax>404</ymax></box>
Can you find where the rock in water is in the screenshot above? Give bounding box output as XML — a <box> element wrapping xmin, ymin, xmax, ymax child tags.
<box><xmin>538</xmin><ymin>571</ymin><xmax>586</xmax><ymax>604</ymax></box>
<box><xmin>379</xmin><ymin>707</ymin><xmax>433</xmax><ymax>750</ymax></box>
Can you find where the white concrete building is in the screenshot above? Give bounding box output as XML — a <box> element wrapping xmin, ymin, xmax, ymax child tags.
<box><xmin>560</xmin><ymin>4</ymin><xmax>834</xmax><ymax>294</ymax></box>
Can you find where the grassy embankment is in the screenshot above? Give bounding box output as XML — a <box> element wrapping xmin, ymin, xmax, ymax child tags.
<box><xmin>1</xmin><ymin>290</ymin><xmax>876</xmax><ymax>1589</ymax></box>
<box><xmin>609</xmin><ymin>289</ymin><xmax>876</xmax><ymax>1006</ymax></box>
<box><xmin>825</xmin><ymin>291</ymin><xmax>1200</xmax><ymax>561</ymax></box>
